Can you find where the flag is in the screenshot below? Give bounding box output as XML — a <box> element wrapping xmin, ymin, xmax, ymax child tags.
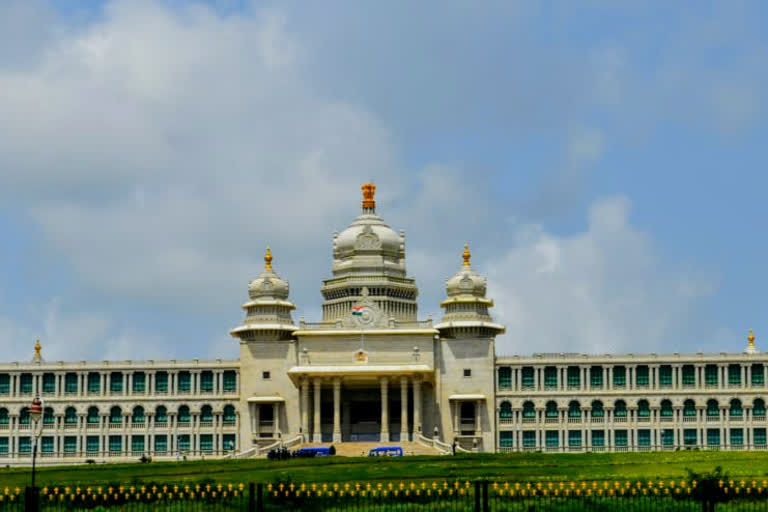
<box><xmin>352</xmin><ymin>305</ymin><xmax>364</xmax><ymax>316</ymax></box>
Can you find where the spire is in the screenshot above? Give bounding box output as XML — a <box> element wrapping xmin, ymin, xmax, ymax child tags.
<box><xmin>745</xmin><ymin>328</ymin><xmax>759</xmax><ymax>355</ymax></box>
<box><xmin>361</xmin><ymin>183</ymin><xmax>376</xmax><ymax>213</ymax></box>
<box><xmin>33</xmin><ymin>339</ymin><xmax>42</xmax><ymax>361</ymax></box>
<box><xmin>264</xmin><ymin>246</ymin><xmax>273</xmax><ymax>271</ymax></box>
<box><xmin>462</xmin><ymin>243</ymin><xmax>471</xmax><ymax>267</ymax></box>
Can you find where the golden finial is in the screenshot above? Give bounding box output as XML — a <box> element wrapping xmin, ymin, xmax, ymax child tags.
<box><xmin>462</xmin><ymin>243</ymin><xmax>471</xmax><ymax>266</ymax></box>
<box><xmin>34</xmin><ymin>339</ymin><xmax>41</xmax><ymax>360</ymax></box>
<box><xmin>264</xmin><ymin>246</ymin><xmax>273</xmax><ymax>271</ymax></box>
<box><xmin>361</xmin><ymin>183</ymin><xmax>376</xmax><ymax>211</ymax></box>
<box><xmin>748</xmin><ymin>328</ymin><xmax>756</xmax><ymax>347</ymax></box>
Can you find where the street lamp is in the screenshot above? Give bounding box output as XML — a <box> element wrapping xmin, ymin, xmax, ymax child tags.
<box><xmin>29</xmin><ymin>396</ymin><xmax>43</xmax><ymax>489</ymax></box>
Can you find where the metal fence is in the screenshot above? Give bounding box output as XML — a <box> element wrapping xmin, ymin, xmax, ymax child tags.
<box><xmin>4</xmin><ymin>480</ymin><xmax>768</xmax><ymax>510</ymax></box>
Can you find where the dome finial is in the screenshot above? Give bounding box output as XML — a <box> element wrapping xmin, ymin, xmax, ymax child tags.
<box><xmin>749</xmin><ymin>328</ymin><xmax>756</xmax><ymax>347</ymax></box>
<box><xmin>34</xmin><ymin>338</ymin><xmax>41</xmax><ymax>361</ymax></box>
<box><xmin>264</xmin><ymin>246</ymin><xmax>273</xmax><ymax>271</ymax></box>
<box><xmin>462</xmin><ymin>243</ymin><xmax>471</xmax><ymax>267</ymax></box>
<box><xmin>361</xmin><ymin>183</ymin><xmax>376</xmax><ymax>212</ymax></box>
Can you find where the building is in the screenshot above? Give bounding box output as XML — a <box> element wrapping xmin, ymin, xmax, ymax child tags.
<box><xmin>0</xmin><ymin>184</ymin><xmax>765</xmax><ymax>463</ymax></box>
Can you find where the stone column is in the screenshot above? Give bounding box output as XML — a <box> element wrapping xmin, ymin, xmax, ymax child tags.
<box><xmin>272</xmin><ymin>402</ymin><xmax>280</xmax><ymax>438</ymax></box>
<box><xmin>475</xmin><ymin>400</ymin><xmax>482</xmax><ymax>437</ymax></box>
<box><xmin>313</xmin><ymin>378</ymin><xmax>322</xmax><ymax>442</ymax></box>
<box><xmin>412</xmin><ymin>377</ymin><xmax>422</xmax><ymax>434</ymax></box>
<box><xmin>301</xmin><ymin>378</ymin><xmax>310</xmax><ymax>438</ymax></box>
<box><xmin>380</xmin><ymin>377</ymin><xmax>389</xmax><ymax>442</ymax></box>
<box><xmin>333</xmin><ymin>378</ymin><xmax>342</xmax><ymax>442</ymax></box>
<box><xmin>400</xmin><ymin>376</ymin><xmax>409</xmax><ymax>441</ymax></box>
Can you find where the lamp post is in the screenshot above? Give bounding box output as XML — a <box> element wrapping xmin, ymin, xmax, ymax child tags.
<box><xmin>28</xmin><ymin>395</ymin><xmax>43</xmax><ymax>511</ymax></box>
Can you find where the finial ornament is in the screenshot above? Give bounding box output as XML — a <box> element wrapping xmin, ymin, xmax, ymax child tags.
<box><xmin>462</xmin><ymin>243</ymin><xmax>471</xmax><ymax>267</ymax></box>
<box><xmin>264</xmin><ymin>246</ymin><xmax>273</xmax><ymax>271</ymax></box>
<box><xmin>749</xmin><ymin>328</ymin><xmax>756</xmax><ymax>347</ymax></box>
<box><xmin>34</xmin><ymin>339</ymin><xmax>41</xmax><ymax>360</ymax></box>
<box><xmin>361</xmin><ymin>183</ymin><xmax>376</xmax><ymax>211</ymax></box>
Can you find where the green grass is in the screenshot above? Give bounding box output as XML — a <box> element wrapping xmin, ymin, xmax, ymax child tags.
<box><xmin>3</xmin><ymin>451</ymin><xmax>768</xmax><ymax>489</ymax></box>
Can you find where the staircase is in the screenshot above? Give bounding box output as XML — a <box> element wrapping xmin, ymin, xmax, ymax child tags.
<box><xmin>291</xmin><ymin>441</ymin><xmax>444</xmax><ymax>457</ymax></box>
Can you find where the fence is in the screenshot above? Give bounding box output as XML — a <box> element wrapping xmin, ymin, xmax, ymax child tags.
<box><xmin>4</xmin><ymin>480</ymin><xmax>768</xmax><ymax>510</ymax></box>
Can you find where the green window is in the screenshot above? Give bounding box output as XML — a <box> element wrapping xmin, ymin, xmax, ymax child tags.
<box><xmin>86</xmin><ymin>436</ymin><xmax>99</xmax><ymax>453</ymax></box>
<box><xmin>521</xmin><ymin>367</ymin><xmax>534</xmax><ymax>388</ymax></box>
<box><xmin>754</xmin><ymin>428</ymin><xmax>767</xmax><ymax>446</ymax></box>
<box><xmin>156</xmin><ymin>406</ymin><xmax>168</xmax><ymax>423</ymax></box>
<box><xmin>637</xmin><ymin>400</ymin><xmax>650</xmax><ymax>418</ymax></box>
<box><xmin>754</xmin><ymin>399</ymin><xmax>766</xmax><ymax>417</ymax></box>
<box><xmin>20</xmin><ymin>374</ymin><xmax>32</xmax><ymax>394</ymax></box>
<box><xmin>201</xmin><ymin>405</ymin><xmax>213</xmax><ymax>423</ymax></box>
<box><xmin>154</xmin><ymin>435</ymin><xmax>168</xmax><ymax>452</ymax></box>
<box><xmin>223</xmin><ymin>434</ymin><xmax>236</xmax><ymax>452</ymax></box>
<box><xmin>522</xmin><ymin>431</ymin><xmax>536</xmax><ymax>447</ymax></box>
<box><xmin>132</xmin><ymin>372</ymin><xmax>145</xmax><ymax>393</ymax></box>
<box><xmin>155</xmin><ymin>372</ymin><xmax>169</xmax><ymax>393</ymax></box>
<box><xmin>752</xmin><ymin>364</ymin><xmax>765</xmax><ymax>385</ymax></box>
<box><xmin>523</xmin><ymin>401</ymin><xmax>535</xmax><ymax>419</ymax></box>
<box><xmin>707</xmin><ymin>400</ymin><xmax>719</xmax><ymax>417</ymax></box>
<box><xmin>683</xmin><ymin>400</ymin><xmax>696</xmax><ymax>417</ymax></box>
<box><xmin>41</xmin><ymin>437</ymin><xmax>54</xmax><ymax>453</ymax></box>
<box><xmin>0</xmin><ymin>374</ymin><xmax>8</xmax><ymax>394</ymax></box>
<box><xmin>223</xmin><ymin>371</ymin><xmax>237</xmax><ymax>392</ymax></box>
<box><xmin>110</xmin><ymin>372</ymin><xmax>123</xmax><ymax>393</ymax></box>
<box><xmin>0</xmin><ymin>409</ymin><xmax>7</xmax><ymax>425</ymax></box>
<box><xmin>729</xmin><ymin>364</ymin><xmax>741</xmax><ymax>386</ymax></box>
<box><xmin>638</xmin><ymin>429</ymin><xmax>651</xmax><ymax>446</ymax></box>
<box><xmin>636</xmin><ymin>365</ymin><xmax>649</xmax><ymax>387</ymax></box>
<box><xmin>614</xmin><ymin>430</ymin><xmax>627</xmax><ymax>447</ymax></box>
<box><xmin>545</xmin><ymin>401</ymin><xmax>557</xmax><ymax>418</ymax></box>
<box><xmin>682</xmin><ymin>365</ymin><xmax>695</xmax><ymax>386</ymax></box>
<box><xmin>613</xmin><ymin>366</ymin><xmax>626</xmax><ymax>387</ymax></box>
<box><xmin>19</xmin><ymin>408</ymin><xmax>30</xmax><ymax>425</ymax></box>
<box><xmin>499</xmin><ymin>431</ymin><xmax>513</xmax><ymax>448</ymax></box>
<box><xmin>660</xmin><ymin>400</ymin><xmax>673</xmax><ymax>417</ymax></box>
<box><xmin>178</xmin><ymin>372</ymin><xmax>191</xmax><ymax>392</ymax></box>
<box><xmin>591</xmin><ymin>400</ymin><xmax>604</xmax><ymax>418</ymax></box>
<box><xmin>19</xmin><ymin>437</ymin><xmax>31</xmax><ymax>453</ymax></box>
<box><xmin>178</xmin><ymin>434</ymin><xmax>190</xmax><ymax>452</ymax></box>
<box><xmin>109</xmin><ymin>435</ymin><xmax>122</xmax><ymax>453</ymax></box>
<box><xmin>43</xmin><ymin>407</ymin><xmax>54</xmax><ymax>425</ymax></box>
<box><xmin>200</xmin><ymin>434</ymin><xmax>214</xmax><ymax>452</ymax></box>
<box><xmin>64</xmin><ymin>407</ymin><xmax>77</xmax><ymax>425</ymax></box>
<box><xmin>64</xmin><ymin>436</ymin><xmax>76</xmax><ymax>453</ymax></box>
<box><xmin>567</xmin><ymin>366</ymin><xmax>580</xmax><ymax>388</ymax></box>
<box><xmin>201</xmin><ymin>371</ymin><xmax>214</xmax><ymax>392</ymax></box>
<box><xmin>730</xmin><ymin>399</ymin><xmax>743</xmax><ymax>417</ymax></box>
<box><xmin>65</xmin><ymin>373</ymin><xmax>78</xmax><ymax>394</ymax></box>
<box><xmin>132</xmin><ymin>406</ymin><xmax>145</xmax><ymax>424</ymax></box>
<box><xmin>224</xmin><ymin>405</ymin><xmax>237</xmax><ymax>423</ymax></box>
<box><xmin>87</xmin><ymin>407</ymin><xmax>100</xmax><ymax>424</ymax></box>
<box><xmin>498</xmin><ymin>367</ymin><xmax>512</xmax><ymax>388</ymax></box>
<box><xmin>614</xmin><ymin>400</ymin><xmax>627</xmax><ymax>418</ymax></box>
<box><xmin>659</xmin><ymin>365</ymin><xmax>672</xmax><ymax>387</ymax></box>
<box><xmin>178</xmin><ymin>406</ymin><xmax>191</xmax><ymax>423</ymax></box>
<box><xmin>0</xmin><ymin>437</ymin><xmax>7</xmax><ymax>454</ymax></box>
<box><xmin>707</xmin><ymin>428</ymin><xmax>720</xmax><ymax>446</ymax></box>
<box><xmin>568</xmin><ymin>430</ymin><xmax>581</xmax><ymax>447</ymax></box>
<box><xmin>684</xmin><ymin>429</ymin><xmax>697</xmax><ymax>446</ymax></box>
<box><xmin>730</xmin><ymin>428</ymin><xmax>743</xmax><ymax>447</ymax></box>
<box><xmin>591</xmin><ymin>430</ymin><xmax>604</xmax><ymax>447</ymax></box>
<box><xmin>544</xmin><ymin>366</ymin><xmax>557</xmax><ymax>388</ymax></box>
<box><xmin>662</xmin><ymin>429</ymin><xmax>674</xmax><ymax>446</ymax></box>
<box><xmin>568</xmin><ymin>401</ymin><xmax>580</xmax><ymax>418</ymax></box>
<box><xmin>42</xmin><ymin>373</ymin><xmax>55</xmax><ymax>393</ymax></box>
<box><xmin>131</xmin><ymin>435</ymin><xmax>145</xmax><ymax>453</ymax></box>
<box><xmin>705</xmin><ymin>365</ymin><xmax>718</xmax><ymax>386</ymax></box>
<box><xmin>545</xmin><ymin>431</ymin><xmax>558</xmax><ymax>448</ymax></box>
<box><xmin>590</xmin><ymin>366</ymin><xmax>603</xmax><ymax>388</ymax></box>
<box><xmin>109</xmin><ymin>407</ymin><xmax>122</xmax><ymax>424</ymax></box>
<box><xmin>499</xmin><ymin>402</ymin><xmax>512</xmax><ymax>419</ymax></box>
<box><xmin>87</xmin><ymin>373</ymin><xmax>100</xmax><ymax>393</ymax></box>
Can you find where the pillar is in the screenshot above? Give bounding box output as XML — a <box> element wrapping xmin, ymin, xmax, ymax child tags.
<box><xmin>333</xmin><ymin>378</ymin><xmax>341</xmax><ymax>443</ymax></box>
<box><xmin>475</xmin><ymin>400</ymin><xmax>482</xmax><ymax>437</ymax></box>
<box><xmin>313</xmin><ymin>378</ymin><xmax>322</xmax><ymax>442</ymax></box>
<box><xmin>301</xmin><ymin>378</ymin><xmax>310</xmax><ymax>439</ymax></box>
<box><xmin>380</xmin><ymin>377</ymin><xmax>389</xmax><ymax>442</ymax></box>
<box><xmin>412</xmin><ymin>377</ymin><xmax>422</xmax><ymax>434</ymax></box>
<box><xmin>273</xmin><ymin>402</ymin><xmax>280</xmax><ymax>438</ymax></box>
<box><xmin>400</xmin><ymin>376</ymin><xmax>409</xmax><ymax>441</ymax></box>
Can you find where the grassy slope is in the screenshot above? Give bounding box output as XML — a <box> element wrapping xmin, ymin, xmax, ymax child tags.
<box><xmin>2</xmin><ymin>452</ymin><xmax>768</xmax><ymax>488</ymax></box>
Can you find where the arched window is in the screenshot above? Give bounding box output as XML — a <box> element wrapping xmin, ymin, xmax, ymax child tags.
<box><xmin>201</xmin><ymin>405</ymin><xmax>213</xmax><ymax>423</ymax></box>
<box><xmin>109</xmin><ymin>406</ymin><xmax>122</xmax><ymax>424</ymax></box>
<box><xmin>591</xmin><ymin>400</ymin><xmax>604</xmax><ymax>418</ymax></box>
<box><xmin>499</xmin><ymin>401</ymin><xmax>513</xmax><ymax>419</ymax></box>
<box><xmin>155</xmin><ymin>406</ymin><xmax>168</xmax><ymax>423</ymax></box>
<box><xmin>43</xmin><ymin>407</ymin><xmax>55</xmax><ymax>425</ymax></box>
<box><xmin>223</xmin><ymin>405</ymin><xmax>236</xmax><ymax>423</ymax></box>
<box><xmin>522</xmin><ymin>401</ymin><xmax>535</xmax><ymax>419</ymax></box>
<box><xmin>132</xmin><ymin>406</ymin><xmax>145</xmax><ymax>424</ymax></box>
<box><xmin>568</xmin><ymin>400</ymin><xmax>581</xmax><ymax>418</ymax></box>
<box><xmin>614</xmin><ymin>400</ymin><xmax>627</xmax><ymax>418</ymax></box>
<box><xmin>730</xmin><ymin>399</ymin><xmax>742</xmax><ymax>417</ymax></box>
<box><xmin>178</xmin><ymin>405</ymin><xmax>191</xmax><ymax>423</ymax></box>
<box><xmin>754</xmin><ymin>398</ymin><xmax>766</xmax><ymax>417</ymax></box>
<box><xmin>637</xmin><ymin>400</ymin><xmax>650</xmax><ymax>418</ymax></box>
<box><xmin>683</xmin><ymin>399</ymin><xmax>696</xmax><ymax>417</ymax></box>
<box><xmin>545</xmin><ymin>401</ymin><xmax>558</xmax><ymax>418</ymax></box>
<box><xmin>19</xmin><ymin>407</ymin><xmax>30</xmax><ymax>425</ymax></box>
<box><xmin>64</xmin><ymin>407</ymin><xmax>77</xmax><ymax>425</ymax></box>
<box><xmin>706</xmin><ymin>399</ymin><xmax>719</xmax><ymax>417</ymax></box>
<box><xmin>87</xmin><ymin>406</ymin><xmax>99</xmax><ymax>424</ymax></box>
<box><xmin>660</xmin><ymin>399</ymin><xmax>673</xmax><ymax>417</ymax></box>
<box><xmin>0</xmin><ymin>408</ymin><xmax>8</xmax><ymax>425</ymax></box>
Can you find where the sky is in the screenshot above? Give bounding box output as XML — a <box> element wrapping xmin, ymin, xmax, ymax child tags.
<box><xmin>0</xmin><ymin>0</ymin><xmax>766</xmax><ymax>362</ymax></box>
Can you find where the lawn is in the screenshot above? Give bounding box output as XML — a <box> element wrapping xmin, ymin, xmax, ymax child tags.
<box><xmin>2</xmin><ymin>451</ymin><xmax>768</xmax><ymax>489</ymax></box>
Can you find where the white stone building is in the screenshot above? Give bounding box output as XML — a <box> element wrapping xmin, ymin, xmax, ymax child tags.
<box><xmin>0</xmin><ymin>183</ymin><xmax>764</xmax><ymax>463</ymax></box>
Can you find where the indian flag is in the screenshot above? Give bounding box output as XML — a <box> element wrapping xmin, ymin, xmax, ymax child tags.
<box><xmin>352</xmin><ymin>305</ymin><xmax>365</xmax><ymax>316</ymax></box>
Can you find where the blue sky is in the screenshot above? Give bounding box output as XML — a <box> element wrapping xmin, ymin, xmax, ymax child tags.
<box><xmin>0</xmin><ymin>0</ymin><xmax>766</xmax><ymax>361</ymax></box>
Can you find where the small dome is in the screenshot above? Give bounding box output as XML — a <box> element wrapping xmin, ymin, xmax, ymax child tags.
<box><xmin>334</xmin><ymin>213</ymin><xmax>403</xmax><ymax>259</ymax></box>
<box><xmin>445</xmin><ymin>244</ymin><xmax>487</xmax><ymax>298</ymax></box>
<box><xmin>248</xmin><ymin>247</ymin><xmax>290</xmax><ymax>301</ymax></box>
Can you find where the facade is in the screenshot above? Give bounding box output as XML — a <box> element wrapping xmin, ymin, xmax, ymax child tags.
<box><xmin>0</xmin><ymin>183</ymin><xmax>765</xmax><ymax>463</ymax></box>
